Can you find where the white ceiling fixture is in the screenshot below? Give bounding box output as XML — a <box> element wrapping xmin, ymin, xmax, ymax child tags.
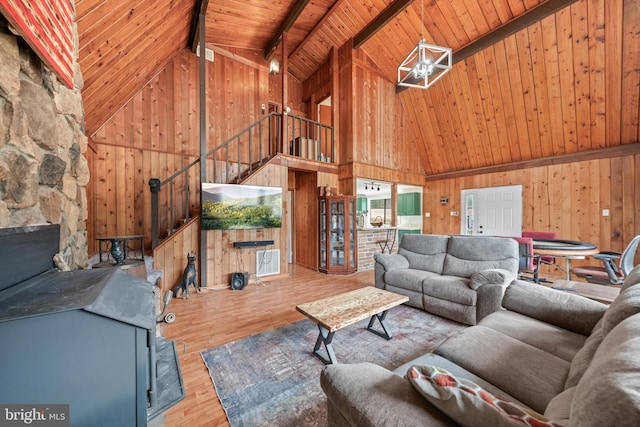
<box><xmin>397</xmin><ymin>0</ymin><xmax>452</xmax><ymax>90</ymax></box>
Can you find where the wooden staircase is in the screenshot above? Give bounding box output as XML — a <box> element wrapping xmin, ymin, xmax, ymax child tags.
<box><xmin>149</xmin><ymin>112</ymin><xmax>334</xmax><ymax>290</ymax></box>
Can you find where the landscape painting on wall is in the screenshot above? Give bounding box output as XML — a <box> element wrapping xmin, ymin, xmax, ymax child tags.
<box><xmin>201</xmin><ymin>183</ymin><xmax>283</xmax><ymax>230</ymax></box>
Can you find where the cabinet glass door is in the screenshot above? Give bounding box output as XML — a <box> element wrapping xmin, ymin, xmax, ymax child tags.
<box><xmin>348</xmin><ymin>198</ymin><xmax>355</xmax><ymax>268</ymax></box>
<box><xmin>330</xmin><ymin>200</ymin><xmax>345</xmax><ymax>266</ymax></box>
<box><xmin>320</xmin><ymin>199</ymin><xmax>327</xmax><ymax>268</ymax></box>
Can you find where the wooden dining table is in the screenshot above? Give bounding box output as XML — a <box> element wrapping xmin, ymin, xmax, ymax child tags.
<box><xmin>532</xmin><ymin>238</ymin><xmax>599</xmax><ymax>281</ymax></box>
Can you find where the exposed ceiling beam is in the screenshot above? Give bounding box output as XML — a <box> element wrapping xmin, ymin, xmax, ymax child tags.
<box><xmin>397</xmin><ymin>0</ymin><xmax>578</xmax><ymax>93</ymax></box>
<box><xmin>452</xmin><ymin>0</ymin><xmax>578</xmax><ymax>63</ymax></box>
<box><xmin>264</xmin><ymin>0</ymin><xmax>311</xmax><ymax>60</ymax></box>
<box><xmin>188</xmin><ymin>0</ymin><xmax>209</xmax><ymax>52</ymax></box>
<box><xmin>290</xmin><ymin>0</ymin><xmax>348</xmax><ymax>59</ymax></box>
<box><xmin>353</xmin><ymin>0</ymin><xmax>414</xmax><ymax>49</ymax></box>
<box><xmin>424</xmin><ymin>144</ymin><xmax>640</xmax><ymax>181</ymax></box>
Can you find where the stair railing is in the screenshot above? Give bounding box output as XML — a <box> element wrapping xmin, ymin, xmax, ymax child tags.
<box><xmin>148</xmin><ymin>158</ymin><xmax>199</xmax><ymax>248</ymax></box>
<box><xmin>149</xmin><ymin>112</ymin><xmax>333</xmax><ymax>248</ymax></box>
<box><xmin>206</xmin><ymin>112</ymin><xmax>283</xmax><ymax>184</ymax></box>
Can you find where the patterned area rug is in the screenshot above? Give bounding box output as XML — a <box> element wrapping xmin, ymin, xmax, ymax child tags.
<box><xmin>201</xmin><ymin>304</ymin><xmax>465</xmax><ymax>426</ymax></box>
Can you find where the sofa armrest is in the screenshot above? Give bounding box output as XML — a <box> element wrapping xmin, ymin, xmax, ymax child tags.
<box><xmin>476</xmin><ymin>283</ymin><xmax>510</xmax><ymax>322</ymax></box>
<box><xmin>502</xmin><ymin>280</ymin><xmax>607</xmax><ymax>335</ymax></box>
<box><xmin>469</xmin><ymin>268</ymin><xmax>515</xmax><ymax>290</ymax></box>
<box><xmin>470</xmin><ymin>269</ymin><xmax>516</xmax><ymax>323</ymax></box>
<box><xmin>374</xmin><ymin>253</ymin><xmax>409</xmax><ymax>272</ymax></box>
<box><xmin>374</xmin><ymin>254</ymin><xmax>409</xmax><ymax>290</ymax></box>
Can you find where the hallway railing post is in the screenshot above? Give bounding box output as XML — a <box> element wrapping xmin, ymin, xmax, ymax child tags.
<box><xmin>149</xmin><ymin>178</ymin><xmax>161</xmax><ymax>249</ymax></box>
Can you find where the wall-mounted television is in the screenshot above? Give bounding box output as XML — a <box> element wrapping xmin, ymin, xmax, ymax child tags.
<box><xmin>201</xmin><ymin>183</ymin><xmax>283</xmax><ymax>230</ymax></box>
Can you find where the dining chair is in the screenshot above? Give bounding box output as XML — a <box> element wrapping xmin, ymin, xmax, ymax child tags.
<box><xmin>514</xmin><ymin>236</ymin><xmax>542</xmax><ymax>283</ymax></box>
<box><xmin>522</xmin><ymin>231</ymin><xmax>556</xmax><ymax>282</ymax></box>
<box><xmin>376</xmin><ymin>228</ymin><xmax>397</xmax><ymax>254</ymax></box>
<box><xmin>571</xmin><ymin>235</ymin><xmax>640</xmax><ymax>285</ymax></box>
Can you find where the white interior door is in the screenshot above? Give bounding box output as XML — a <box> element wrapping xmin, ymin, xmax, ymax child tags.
<box><xmin>461</xmin><ymin>185</ymin><xmax>522</xmax><ymax>237</ymax></box>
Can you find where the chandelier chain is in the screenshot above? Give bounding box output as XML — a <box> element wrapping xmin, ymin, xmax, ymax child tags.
<box><xmin>421</xmin><ymin>0</ymin><xmax>424</xmax><ymax>41</ymax></box>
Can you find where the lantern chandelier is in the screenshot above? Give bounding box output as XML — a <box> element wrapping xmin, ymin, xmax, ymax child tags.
<box><xmin>397</xmin><ymin>0</ymin><xmax>452</xmax><ymax>90</ymax></box>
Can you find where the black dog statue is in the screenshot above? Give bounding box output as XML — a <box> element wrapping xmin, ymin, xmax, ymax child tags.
<box><xmin>172</xmin><ymin>253</ymin><xmax>199</xmax><ymax>299</ymax></box>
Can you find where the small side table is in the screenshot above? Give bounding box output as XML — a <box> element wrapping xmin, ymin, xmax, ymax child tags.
<box><xmin>95</xmin><ymin>235</ymin><xmax>145</xmax><ymax>267</ymax></box>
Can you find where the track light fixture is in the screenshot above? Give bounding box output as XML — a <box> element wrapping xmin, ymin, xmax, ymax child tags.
<box><xmin>363</xmin><ymin>181</ymin><xmax>382</xmax><ymax>192</ymax></box>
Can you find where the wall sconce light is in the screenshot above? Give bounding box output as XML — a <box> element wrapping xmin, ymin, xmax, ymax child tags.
<box><xmin>269</xmin><ymin>58</ymin><xmax>280</xmax><ymax>76</ymax></box>
<box><xmin>440</xmin><ymin>198</ymin><xmax>449</xmax><ymax>205</ymax></box>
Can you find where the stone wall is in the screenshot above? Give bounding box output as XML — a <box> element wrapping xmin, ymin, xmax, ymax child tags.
<box><xmin>357</xmin><ymin>228</ymin><xmax>398</xmax><ymax>271</ymax></box>
<box><xmin>0</xmin><ymin>16</ymin><xmax>89</xmax><ymax>269</ymax></box>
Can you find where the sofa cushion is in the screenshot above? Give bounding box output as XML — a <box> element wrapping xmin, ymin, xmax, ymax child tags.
<box><xmin>385</xmin><ymin>269</ymin><xmax>440</xmax><ymax>293</ymax></box>
<box><xmin>423</xmin><ymin>276</ymin><xmax>477</xmax><ymax>306</ymax></box>
<box><xmin>602</xmin><ymin>283</ymin><xmax>640</xmax><ymax>336</ymax></box>
<box><xmin>401</xmin><ymin>233</ymin><xmax>450</xmax><ymax>254</ymax></box>
<box><xmin>406</xmin><ymin>365</ymin><xmax>559</xmax><ymax>427</ymax></box>
<box><xmin>398</xmin><ymin>234</ymin><xmax>449</xmax><ymax>274</ymax></box>
<box><xmin>502</xmin><ymin>280</ymin><xmax>606</xmax><ymax>336</ymax></box>
<box><xmin>320</xmin><ymin>362</ymin><xmax>456</xmax><ymax>427</ymax></box>
<box><xmin>570</xmin><ymin>314</ymin><xmax>640</xmax><ymax>427</ymax></box>
<box><xmin>564</xmin><ymin>319</ymin><xmax>604</xmax><ymax>389</ymax></box>
<box><xmin>422</xmin><ymin>295</ymin><xmax>476</xmax><ymax>325</ymax></box>
<box><xmin>386</xmin><ymin>285</ymin><xmax>424</xmax><ymax>309</ymax></box>
<box><xmin>478</xmin><ymin>311</ymin><xmax>587</xmax><ymax>362</ymax></box>
<box><xmin>443</xmin><ymin>236</ymin><xmax>519</xmax><ymax>278</ymax></box>
<box><xmin>424</xmin><ymin>297</ymin><xmax>477</xmax><ymax>325</ymax></box>
<box><xmin>435</xmin><ymin>326</ymin><xmax>570</xmax><ymax>413</ymax></box>
<box><xmin>543</xmin><ymin>386</ymin><xmax>575</xmax><ymax>426</ymax></box>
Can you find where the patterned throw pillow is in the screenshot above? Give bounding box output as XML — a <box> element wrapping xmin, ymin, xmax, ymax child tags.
<box><xmin>407</xmin><ymin>365</ymin><xmax>560</xmax><ymax>427</ymax></box>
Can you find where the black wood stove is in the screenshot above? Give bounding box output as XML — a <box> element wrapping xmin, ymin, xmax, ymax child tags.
<box><xmin>0</xmin><ymin>224</ymin><xmax>184</xmax><ymax>426</ymax></box>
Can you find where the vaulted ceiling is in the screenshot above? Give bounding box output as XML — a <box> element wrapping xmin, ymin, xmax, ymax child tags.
<box><xmin>75</xmin><ymin>0</ymin><xmax>639</xmax><ymax>176</ymax></box>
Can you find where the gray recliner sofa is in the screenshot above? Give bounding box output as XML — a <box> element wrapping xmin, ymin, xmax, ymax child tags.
<box><xmin>374</xmin><ymin>234</ymin><xmax>519</xmax><ymax>325</ymax></box>
<box><xmin>320</xmin><ymin>265</ymin><xmax>640</xmax><ymax>427</ymax></box>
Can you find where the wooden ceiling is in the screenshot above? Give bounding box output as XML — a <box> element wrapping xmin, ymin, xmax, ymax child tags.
<box><xmin>76</xmin><ymin>0</ymin><xmax>639</xmax><ymax>175</ymax></box>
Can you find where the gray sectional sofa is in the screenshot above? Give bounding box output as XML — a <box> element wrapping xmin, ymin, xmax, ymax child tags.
<box><xmin>320</xmin><ymin>265</ymin><xmax>640</xmax><ymax>427</ymax></box>
<box><xmin>374</xmin><ymin>234</ymin><xmax>519</xmax><ymax>325</ymax></box>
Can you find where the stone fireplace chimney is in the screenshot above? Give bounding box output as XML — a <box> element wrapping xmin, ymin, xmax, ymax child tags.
<box><xmin>0</xmin><ymin>15</ymin><xmax>89</xmax><ymax>269</ymax></box>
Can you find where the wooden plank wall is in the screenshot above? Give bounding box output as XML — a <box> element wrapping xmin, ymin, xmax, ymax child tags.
<box><xmin>88</xmin><ymin>49</ymin><xmax>278</xmax><ymax>252</ymax></box>
<box><xmin>347</xmin><ymin>47</ymin><xmax>425</xmax><ymax>175</ymax></box>
<box><xmin>423</xmin><ymin>152</ymin><xmax>640</xmax><ymax>268</ymax></box>
<box><xmin>402</xmin><ymin>0</ymin><xmax>640</xmax><ymax>175</ymax></box>
<box><xmin>153</xmin><ymin>216</ymin><xmax>199</xmax><ymax>292</ymax></box>
<box><xmin>76</xmin><ymin>0</ymin><xmax>197</xmax><ymax>136</ymax></box>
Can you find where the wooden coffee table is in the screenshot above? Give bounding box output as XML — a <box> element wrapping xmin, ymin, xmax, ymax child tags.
<box><xmin>296</xmin><ymin>286</ymin><xmax>409</xmax><ymax>364</ymax></box>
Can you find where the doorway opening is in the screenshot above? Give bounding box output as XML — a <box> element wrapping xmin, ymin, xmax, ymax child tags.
<box><xmin>290</xmin><ymin>170</ymin><xmax>318</xmax><ymax>270</ymax></box>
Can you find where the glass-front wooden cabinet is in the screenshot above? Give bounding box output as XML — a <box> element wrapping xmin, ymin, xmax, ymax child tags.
<box><xmin>319</xmin><ymin>195</ymin><xmax>357</xmax><ymax>274</ymax></box>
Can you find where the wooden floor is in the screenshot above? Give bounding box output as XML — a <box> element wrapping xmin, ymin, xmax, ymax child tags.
<box><xmin>161</xmin><ymin>265</ymin><xmax>373</xmax><ymax>426</ymax></box>
<box><xmin>159</xmin><ymin>265</ymin><xmax>620</xmax><ymax>426</ymax></box>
